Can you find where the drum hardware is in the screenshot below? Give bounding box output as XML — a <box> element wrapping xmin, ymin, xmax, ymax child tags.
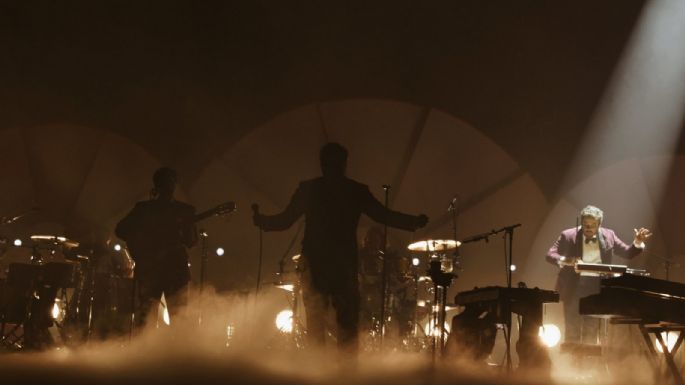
<box><xmin>407</xmin><ymin>239</ymin><xmax>460</xmax><ymax>359</ymax></box>
<box><xmin>272</xmin><ymin>254</ymin><xmax>305</xmax><ymax>349</ymax></box>
<box><xmin>1</xmin><ymin>263</ymin><xmax>41</xmax><ymax>349</ymax></box>
<box><xmin>378</xmin><ymin>185</ymin><xmax>391</xmax><ymax>348</ymax></box>
<box><xmin>0</xmin><ymin>259</ymin><xmax>79</xmax><ymax>350</ymax></box>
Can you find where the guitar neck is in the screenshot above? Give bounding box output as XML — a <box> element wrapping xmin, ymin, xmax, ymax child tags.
<box><xmin>193</xmin><ymin>202</ymin><xmax>236</xmax><ymax>223</ymax></box>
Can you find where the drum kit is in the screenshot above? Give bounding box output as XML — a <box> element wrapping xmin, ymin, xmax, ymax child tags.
<box><xmin>271</xmin><ymin>238</ymin><xmax>462</xmax><ymax>352</ymax></box>
<box><xmin>0</xmin><ymin>232</ymin><xmax>132</xmax><ymax>350</ymax></box>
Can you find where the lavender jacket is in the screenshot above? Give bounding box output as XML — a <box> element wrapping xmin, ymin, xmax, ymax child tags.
<box><xmin>546</xmin><ymin>227</ymin><xmax>642</xmax><ymax>299</ymax></box>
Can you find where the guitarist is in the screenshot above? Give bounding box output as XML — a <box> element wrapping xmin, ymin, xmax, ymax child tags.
<box><xmin>115</xmin><ymin>167</ymin><xmax>198</xmax><ymax>328</ymax></box>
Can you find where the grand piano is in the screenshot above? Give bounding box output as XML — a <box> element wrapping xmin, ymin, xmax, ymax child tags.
<box><xmin>580</xmin><ymin>273</ymin><xmax>685</xmax><ymax>385</ymax></box>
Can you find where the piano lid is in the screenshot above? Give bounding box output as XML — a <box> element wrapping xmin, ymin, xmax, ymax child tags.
<box><xmin>601</xmin><ymin>274</ymin><xmax>685</xmax><ymax>300</ymax></box>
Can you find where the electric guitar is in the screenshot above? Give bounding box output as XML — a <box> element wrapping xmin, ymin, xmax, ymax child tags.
<box><xmin>193</xmin><ymin>201</ymin><xmax>237</xmax><ymax>223</ymax></box>
<box><xmin>124</xmin><ymin>200</ymin><xmax>237</xmax><ymax>272</ymax></box>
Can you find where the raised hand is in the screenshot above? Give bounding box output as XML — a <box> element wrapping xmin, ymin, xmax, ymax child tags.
<box><xmin>633</xmin><ymin>227</ymin><xmax>652</xmax><ymax>244</ymax></box>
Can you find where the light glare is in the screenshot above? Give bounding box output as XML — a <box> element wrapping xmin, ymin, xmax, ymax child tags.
<box><xmin>656</xmin><ymin>331</ymin><xmax>679</xmax><ymax>353</ymax></box>
<box><xmin>275</xmin><ymin>309</ymin><xmax>293</xmax><ymax>333</ymax></box>
<box><xmin>538</xmin><ymin>324</ymin><xmax>561</xmax><ymax>348</ymax></box>
<box><xmin>424</xmin><ymin>321</ymin><xmax>450</xmax><ymax>337</ymax></box>
<box><xmin>163</xmin><ymin>307</ymin><xmax>170</xmax><ymax>326</ymax></box>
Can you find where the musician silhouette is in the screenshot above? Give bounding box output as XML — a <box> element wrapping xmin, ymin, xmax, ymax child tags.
<box><xmin>253</xmin><ymin>143</ymin><xmax>428</xmax><ymax>353</ymax></box>
<box><xmin>115</xmin><ymin>167</ymin><xmax>198</xmax><ymax>327</ymax></box>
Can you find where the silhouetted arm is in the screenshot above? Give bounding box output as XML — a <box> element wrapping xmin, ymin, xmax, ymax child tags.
<box><xmin>362</xmin><ymin>187</ymin><xmax>425</xmax><ymax>231</ymax></box>
<box><xmin>255</xmin><ymin>184</ymin><xmax>306</xmax><ymax>231</ymax></box>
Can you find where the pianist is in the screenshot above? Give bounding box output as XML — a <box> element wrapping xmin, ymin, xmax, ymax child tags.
<box><xmin>546</xmin><ymin>205</ymin><xmax>652</xmax><ymax>344</ymax></box>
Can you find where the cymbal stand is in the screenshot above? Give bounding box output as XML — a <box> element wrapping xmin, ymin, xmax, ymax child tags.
<box><xmin>290</xmin><ymin>265</ymin><xmax>306</xmax><ymax>349</ymax></box>
<box><xmin>448</xmin><ymin>195</ymin><xmax>461</xmax><ymax>271</ymax></box>
<box><xmin>83</xmin><ymin>253</ymin><xmax>97</xmax><ymax>342</ymax></box>
<box><xmin>427</xmin><ymin>255</ymin><xmax>455</xmax><ymax>361</ymax></box>
<box><xmin>199</xmin><ymin>229</ymin><xmax>208</xmax><ymax>295</ymax></box>
<box><xmin>198</xmin><ymin>229</ymin><xmax>209</xmax><ymax>325</ymax></box>
<box><xmin>379</xmin><ymin>184</ymin><xmax>390</xmax><ymax>347</ymax></box>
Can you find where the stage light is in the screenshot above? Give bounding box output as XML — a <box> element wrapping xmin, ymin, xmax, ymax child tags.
<box><xmin>159</xmin><ymin>295</ymin><xmax>171</xmax><ymax>326</ymax></box>
<box><xmin>216</xmin><ymin>247</ymin><xmax>225</xmax><ymax>256</ymax></box>
<box><xmin>114</xmin><ymin>244</ymin><xmax>122</xmax><ymax>251</ymax></box>
<box><xmin>275</xmin><ymin>309</ymin><xmax>294</xmax><ymax>333</ymax></box>
<box><xmin>226</xmin><ymin>324</ymin><xmax>235</xmax><ymax>347</ymax></box>
<box><xmin>656</xmin><ymin>331</ymin><xmax>679</xmax><ymax>353</ymax></box>
<box><xmin>425</xmin><ymin>321</ymin><xmax>450</xmax><ymax>337</ymax></box>
<box><xmin>538</xmin><ymin>324</ymin><xmax>561</xmax><ymax>348</ymax></box>
<box><xmin>510</xmin><ymin>264</ymin><xmax>517</xmax><ymax>272</ymax></box>
<box><xmin>162</xmin><ymin>307</ymin><xmax>170</xmax><ymax>326</ymax></box>
<box><xmin>412</xmin><ymin>257</ymin><xmax>420</xmax><ymax>266</ymax></box>
<box><xmin>52</xmin><ymin>303</ymin><xmax>61</xmax><ymax>320</ymax></box>
<box><xmin>13</xmin><ymin>239</ymin><xmax>22</xmax><ymax>246</ymax></box>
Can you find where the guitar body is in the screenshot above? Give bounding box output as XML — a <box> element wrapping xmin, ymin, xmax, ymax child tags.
<box><xmin>116</xmin><ymin>199</ymin><xmax>236</xmax><ymax>282</ymax></box>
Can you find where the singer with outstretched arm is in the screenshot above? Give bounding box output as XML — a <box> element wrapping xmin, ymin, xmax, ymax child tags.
<box><xmin>252</xmin><ymin>143</ymin><xmax>428</xmax><ymax>355</ymax></box>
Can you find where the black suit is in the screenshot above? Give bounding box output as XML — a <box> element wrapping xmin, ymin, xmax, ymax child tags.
<box><xmin>258</xmin><ymin>176</ymin><xmax>423</xmax><ymax>350</ymax></box>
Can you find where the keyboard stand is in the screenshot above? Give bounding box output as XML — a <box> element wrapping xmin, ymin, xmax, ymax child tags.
<box><xmin>611</xmin><ymin>318</ymin><xmax>685</xmax><ymax>385</ymax></box>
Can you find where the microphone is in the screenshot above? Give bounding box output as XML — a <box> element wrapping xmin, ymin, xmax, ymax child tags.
<box><xmin>447</xmin><ymin>195</ymin><xmax>458</xmax><ymax>211</ymax></box>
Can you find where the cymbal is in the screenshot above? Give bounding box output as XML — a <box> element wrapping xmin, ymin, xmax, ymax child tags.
<box><xmin>416</xmin><ymin>300</ymin><xmax>460</xmax><ymax>312</ymax></box>
<box><xmin>407</xmin><ymin>239</ymin><xmax>460</xmax><ymax>252</ymax></box>
<box><xmin>30</xmin><ymin>235</ymin><xmax>80</xmax><ymax>249</ymax></box>
<box><xmin>274</xmin><ymin>282</ymin><xmax>295</xmax><ymax>292</ymax></box>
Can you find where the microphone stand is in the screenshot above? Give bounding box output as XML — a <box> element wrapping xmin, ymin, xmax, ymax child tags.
<box><xmin>199</xmin><ymin>229</ymin><xmax>209</xmax><ymax>295</ymax></box>
<box><xmin>458</xmin><ymin>223</ymin><xmax>521</xmax><ymax>370</ymax></box>
<box><xmin>252</xmin><ymin>204</ymin><xmax>264</xmax><ymax>295</ymax></box>
<box><xmin>198</xmin><ymin>229</ymin><xmax>208</xmax><ymax>325</ymax></box>
<box><xmin>379</xmin><ymin>185</ymin><xmax>390</xmax><ymax>348</ymax></box>
<box><xmin>449</xmin><ymin>196</ymin><xmax>461</xmax><ymax>272</ymax></box>
<box><xmin>497</xmin><ymin>223</ymin><xmax>521</xmax><ymax>371</ymax></box>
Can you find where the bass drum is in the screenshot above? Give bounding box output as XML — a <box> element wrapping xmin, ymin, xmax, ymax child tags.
<box><xmin>90</xmin><ymin>274</ymin><xmax>135</xmax><ymax>340</ymax></box>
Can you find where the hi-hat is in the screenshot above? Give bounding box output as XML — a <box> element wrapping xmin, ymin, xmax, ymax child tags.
<box><xmin>30</xmin><ymin>235</ymin><xmax>80</xmax><ymax>249</ymax></box>
<box><xmin>407</xmin><ymin>239</ymin><xmax>460</xmax><ymax>252</ymax></box>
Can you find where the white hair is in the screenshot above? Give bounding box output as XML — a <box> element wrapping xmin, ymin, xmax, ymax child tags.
<box><xmin>580</xmin><ymin>205</ymin><xmax>604</xmax><ymax>223</ymax></box>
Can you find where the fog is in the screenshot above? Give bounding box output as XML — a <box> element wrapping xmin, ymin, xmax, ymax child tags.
<box><xmin>0</xmin><ymin>287</ymin><xmax>658</xmax><ymax>385</ymax></box>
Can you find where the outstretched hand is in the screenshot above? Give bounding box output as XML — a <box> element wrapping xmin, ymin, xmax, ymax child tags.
<box><xmin>416</xmin><ymin>214</ymin><xmax>429</xmax><ymax>229</ymax></box>
<box><xmin>633</xmin><ymin>227</ymin><xmax>652</xmax><ymax>244</ymax></box>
